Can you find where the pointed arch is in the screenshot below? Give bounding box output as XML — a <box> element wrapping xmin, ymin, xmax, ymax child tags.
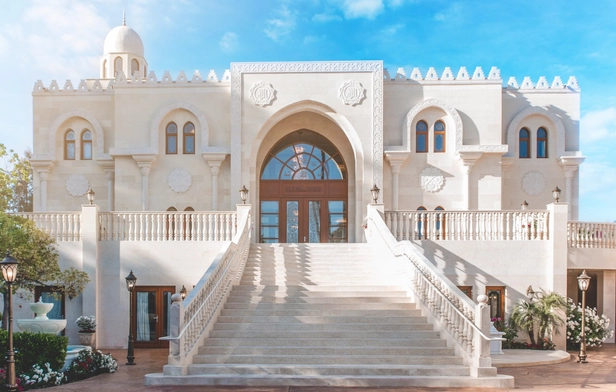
<box><xmin>506</xmin><ymin>106</ymin><xmax>566</xmax><ymax>158</ymax></box>
<box><xmin>404</xmin><ymin>98</ymin><xmax>464</xmax><ymax>153</ymax></box>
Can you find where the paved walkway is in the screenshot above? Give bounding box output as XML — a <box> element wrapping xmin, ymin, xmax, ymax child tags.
<box><xmin>44</xmin><ymin>344</ymin><xmax>616</xmax><ymax>391</ymax></box>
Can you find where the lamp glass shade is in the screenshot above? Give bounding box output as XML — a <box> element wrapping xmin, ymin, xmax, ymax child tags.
<box><xmin>577</xmin><ymin>270</ymin><xmax>591</xmax><ymax>292</ymax></box>
<box><xmin>86</xmin><ymin>188</ymin><xmax>95</xmax><ymax>205</ymax></box>
<box><xmin>521</xmin><ymin>201</ymin><xmax>528</xmax><ymax>210</ymax></box>
<box><xmin>239</xmin><ymin>186</ymin><xmax>248</xmax><ymax>203</ymax></box>
<box><xmin>552</xmin><ymin>186</ymin><xmax>561</xmax><ymax>202</ymax></box>
<box><xmin>0</xmin><ymin>252</ymin><xmax>18</xmax><ymax>283</ymax></box>
<box><xmin>370</xmin><ymin>184</ymin><xmax>380</xmax><ymax>203</ymax></box>
<box><xmin>125</xmin><ymin>270</ymin><xmax>137</xmax><ymax>292</ymax></box>
<box><xmin>180</xmin><ymin>285</ymin><xmax>187</xmax><ymax>300</ymax></box>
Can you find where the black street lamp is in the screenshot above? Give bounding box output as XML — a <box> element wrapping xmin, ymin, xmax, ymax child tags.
<box><xmin>1</xmin><ymin>252</ymin><xmax>19</xmax><ymax>392</ymax></box>
<box><xmin>125</xmin><ymin>270</ymin><xmax>137</xmax><ymax>365</ymax></box>
<box><xmin>577</xmin><ymin>270</ymin><xmax>591</xmax><ymax>364</ymax></box>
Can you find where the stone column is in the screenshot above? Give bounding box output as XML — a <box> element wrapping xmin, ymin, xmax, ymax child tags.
<box><xmin>459</xmin><ymin>152</ymin><xmax>482</xmax><ymax>211</ymax></box>
<box><xmin>385</xmin><ymin>152</ymin><xmax>410</xmax><ymax>210</ymax></box>
<box><xmin>81</xmin><ymin>203</ymin><xmax>99</xmax><ymax>348</ymax></box>
<box><xmin>30</xmin><ymin>160</ymin><xmax>54</xmax><ymax>212</ymax></box>
<box><xmin>105</xmin><ymin>171</ymin><xmax>114</xmax><ymax>212</ymax></box>
<box><xmin>202</xmin><ymin>153</ymin><xmax>227</xmax><ymax>211</ymax></box>
<box><xmin>558</xmin><ymin>156</ymin><xmax>585</xmax><ymax>220</ymax></box>
<box><xmin>547</xmin><ymin>202</ymin><xmax>569</xmax><ymax>349</ymax></box>
<box><xmin>39</xmin><ymin>171</ymin><xmax>49</xmax><ymax>212</ymax></box>
<box><xmin>603</xmin><ymin>271</ymin><xmax>616</xmax><ymax>344</ymax></box>
<box><xmin>132</xmin><ymin>155</ymin><xmax>157</xmax><ymax>211</ymax></box>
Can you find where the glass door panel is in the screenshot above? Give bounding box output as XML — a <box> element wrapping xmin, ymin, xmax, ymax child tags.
<box><xmin>286</xmin><ymin>201</ymin><xmax>299</xmax><ymax>242</ymax></box>
<box><xmin>133</xmin><ymin>286</ymin><xmax>174</xmax><ymax>348</ymax></box>
<box><xmin>136</xmin><ymin>291</ymin><xmax>156</xmax><ymax>343</ymax></box>
<box><xmin>308</xmin><ymin>201</ymin><xmax>321</xmax><ymax>243</ymax></box>
<box><xmin>328</xmin><ymin>201</ymin><xmax>347</xmax><ymax>243</ymax></box>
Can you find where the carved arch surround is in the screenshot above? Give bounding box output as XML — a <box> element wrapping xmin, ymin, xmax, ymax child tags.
<box><xmin>506</xmin><ymin>106</ymin><xmax>566</xmax><ymax>158</ymax></box>
<box><xmin>150</xmin><ymin>101</ymin><xmax>210</xmax><ymax>152</ymax></box>
<box><xmin>404</xmin><ymin>99</ymin><xmax>464</xmax><ymax>153</ymax></box>
<box><xmin>47</xmin><ymin>109</ymin><xmax>107</xmax><ymax>159</ymax></box>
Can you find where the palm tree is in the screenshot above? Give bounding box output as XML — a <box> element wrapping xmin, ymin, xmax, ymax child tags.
<box><xmin>535</xmin><ymin>290</ymin><xmax>567</xmax><ymax>343</ymax></box>
<box><xmin>509</xmin><ymin>300</ymin><xmax>538</xmax><ymax>346</ymax></box>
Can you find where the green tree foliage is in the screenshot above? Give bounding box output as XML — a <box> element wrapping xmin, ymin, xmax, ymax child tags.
<box><xmin>0</xmin><ymin>144</ymin><xmax>33</xmax><ymax>213</ymax></box>
<box><xmin>509</xmin><ymin>289</ymin><xmax>567</xmax><ymax>348</ymax></box>
<box><xmin>0</xmin><ymin>212</ymin><xmax>90</xmax><ymax>328</ymax></box>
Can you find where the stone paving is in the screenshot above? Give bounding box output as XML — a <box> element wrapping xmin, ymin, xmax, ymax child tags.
<box><xmin>43</xmin><ymin>344</ymin><xmax>616</xmax><ymax>392</ymax></box>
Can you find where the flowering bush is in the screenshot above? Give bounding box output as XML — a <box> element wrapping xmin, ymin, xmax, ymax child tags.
<box><xmin>0</xmin><ymin>368</ymin><xmax>25</xmax><ymax>391</ymax></box>
<box><xmin>491</xmin><ymin>317</ymin><xmax>505</xmax><ymax>331</ymax></box>
<box><xmin>566</xmin><ymin>298</ymin><xmax>614</xmax><ymax>349</ymax></box>
<box><xmin>64</xmin><ymin>347</ymin><xmax>117</xmax><ymax>382</ymax></box>
<box><xmin>20</xmin><ymin>362</ymin><xmax>64</xmax><ymax>389</ymax></box>
<box><xmin>75</xmin><ymin>315</ymin><xmax>96</xmax><ymax>332</ymax></box>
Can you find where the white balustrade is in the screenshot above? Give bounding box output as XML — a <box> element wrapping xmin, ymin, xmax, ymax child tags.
<box><xmin>367</xmin><ymin>206</ymin><xmax>497</xmax><ymax>375</ymax></box>
<box><xmin>15</xmin><ymin>212</ymin><xmax>81</xmax><ymax>241</ymax></box>
<box><xmin>98</xmin><ymin>211</ymin><xmax>237</xmax><ymax>241</ymax></box>
<box><xmin>568</xmin><ymin>221</ymin><xmax>616</xmax><ymax>248</ymax></box>
<box><xmin>385</xmin><ymin>210</ymin><xmax>549</xmax><ymax>241</ymax></box>
<box><xmin>162</xmin><ymin>206</ymin><xmax>251</xmax><ymax>373</ymax></box>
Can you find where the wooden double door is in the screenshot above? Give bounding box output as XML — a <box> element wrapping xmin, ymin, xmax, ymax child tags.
<box><xmin>132</xmin><ymin>285</ymin><xmax>174</xmax><ymax>348</ymax></box>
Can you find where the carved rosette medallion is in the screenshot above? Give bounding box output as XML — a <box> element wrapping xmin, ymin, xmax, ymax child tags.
<box><xmin>522</xmin><ymin>171</ymin><xmax>546</xmax><ymax>196</ymax></box>
<box><xmin>65</xmin><ymin>174</ymin><xmax>89</xmax><ymax>197</ymax></box>
<box><xmin>419</xmin><ymin>167</ymin><xmax>445</xmax><ymax>193</ymax></box>
<box><xmin>339</xmin><ymin>81</ymin><xmax>366</xmax><ymax>106</ymax></box>
<box><xmin>249</xmin><ymin>82</ymin><xmax>276</xmax><ymax>106</ymax></box>
<box><xmin>168</xmin><ymin>168</ymin><xmax>192</xmax><ymax>193</ymax></box>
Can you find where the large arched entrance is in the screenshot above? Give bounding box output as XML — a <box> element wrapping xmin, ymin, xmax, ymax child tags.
<box><xmin>259</xmin><ymin>129</ymin><xmax>348</xmax><ymax>243</ymax></box>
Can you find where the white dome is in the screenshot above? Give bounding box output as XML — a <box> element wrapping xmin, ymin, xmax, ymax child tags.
<box><xmin>103</xmin><ymin>25</ymin><xmax>144</xmax><ymax>57</ymax></box>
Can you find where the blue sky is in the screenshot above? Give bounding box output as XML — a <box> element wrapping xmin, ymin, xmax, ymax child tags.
<box><xmin>0</xmin><ymin>0</ymin><xmax>614</xmax><ymax>221</ymax></box>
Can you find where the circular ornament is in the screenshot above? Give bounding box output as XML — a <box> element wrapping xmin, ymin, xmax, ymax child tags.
<box><xmin>168</xmin><ymin>168</ymin><xmax>192</xmax><ymax>193</ymax></box>
<box><xmin>339</xmin><ymin>81</ymin><xmax>366</xmax><ymax>106</ymax></box>
<box><xmin>522</xmin><ymin>171</ymin><xmax>546</xmax><ymax>196</ymax></box>
<box><xmin>419</xmin><ymin>167</ymin><xmax>445</xmax><ymax>193</ymax></box>
<box><xmin>65</xmin><ymin>174</ymin><xmax>89</xmax><ymax>197</ymax></box>
<box><xmin>249</xmin><ymin>82</ymin><xmax>276</xmax><ymax>106</ymax></box>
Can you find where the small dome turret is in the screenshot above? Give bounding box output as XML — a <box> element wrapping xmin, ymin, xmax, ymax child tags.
<box><xmin>99</xmin><ymin>15</ymin><xmax>147</xmax><ymax>80</ymax></box>
<box><xmin>103</xmin><ymin>25</ymin><xmax>144</xmax><ymax>57</ymax></box>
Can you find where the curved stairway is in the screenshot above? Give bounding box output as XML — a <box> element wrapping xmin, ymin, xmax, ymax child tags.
<box><xmin>147</xmin><ymin>243</ymin><xmax>513</xmax><ymax>388</ymax></box>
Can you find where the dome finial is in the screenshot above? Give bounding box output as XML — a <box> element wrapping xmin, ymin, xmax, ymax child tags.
<box><xmin>122</xmin><ymin>9</ymin><xmax>126</xmax><ymax>26</ymax></box>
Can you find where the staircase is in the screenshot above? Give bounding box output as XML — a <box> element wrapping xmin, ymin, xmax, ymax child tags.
<box><xmin>145</xmin><ymin>243</ymin><xmax>511</xmax><ymax>388</ymax></box>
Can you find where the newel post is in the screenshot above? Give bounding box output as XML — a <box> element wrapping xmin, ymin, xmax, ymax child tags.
<box><xmin>81</xmin><ymin>202</ymin><xmax>100</xmax><ymax>347</ymax></box>
<box><xmin>471</xmin><ymin>294</ymin><xmax>495</xmax><ymax>377</ymax></box>
<box><xmin>164</xmin><ymin>293</ymin><xmax>186</xmax><ymax>375</ymax></box>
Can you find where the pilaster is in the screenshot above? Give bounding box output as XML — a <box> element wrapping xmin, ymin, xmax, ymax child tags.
<box><xmin>132</xmin><ymin>154</ymin><xmax>157</xmax><ymax>211</ymax></box>
<box><xmin>203</xmin><ymin>153</ymin><xmax>228</xmax><ymax>210</ymax></box>
<box><xmin>458</xmin><ymin>152</ymin><xmax>482</xmax><ymax>210</ymax></box>
<box><xmin>385</xmin><ymin>151</ymin><xmax>410</xmax><ymax>210</ymax></box>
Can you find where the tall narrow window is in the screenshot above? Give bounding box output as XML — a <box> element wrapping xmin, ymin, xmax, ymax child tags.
<box><xmin>434</xmin><ymin>120</ymin><xmax>446</xmax><ymax>152</ymax></box>
<box><xmin>183</xmin><ymin>122</ymin><xmax>195</xmax><ymax>154</ymax></box>
<box><xmin>416</xmin><ymin>121</ymin><xmax>428</xmax><ymax>153</ymax></box>
<box><xmin>65</xmin><ymin>130</ymin><xmax>75</xmax><ymax>160</ymax></box>
<box><xmin>114</xmin><ymin>56</ymin><xmax>123</xmax><ymax>76</ymax></box>
<box><xmin>166</xmin><ymin>122</ymin><xmax>178</xmax><ymax>154</ymax></box>
<box><xmin>131</xmin><ymin>59</ymin><xmax>139</xmax><ymax>76</ymax></box>
<box><xmin>537</xmin><ymin>127</ymin><xmax>548</xmax><ymax>158</ymax></box>
<box><xmin>519</xmin><ymin>128</ymin><xmax>530</xmax><ymax>158</ymax></box>
<box><xmin>81</xmin><ymin>130</ymin><xmax>92</xmax><ymax>160</ymax></box>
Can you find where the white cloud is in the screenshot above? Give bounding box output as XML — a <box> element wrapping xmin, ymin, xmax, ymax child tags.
<box><xmin>380</xmin><ymin>23</ymin><xmax>404</xmax><ymax>36</ymax></box>
<box><xmin>264</xmin><ymin>5</ymin><xmax>297</xmax><ymax>42</ymax></box>
<box><xmin>434</xmin><ymin>3</ymin><xmax>463</xmax><ymax>22</ymax></box>
<box><xmin>339</xmin><ymin>0</ymin><xmax>384</xmax><ymax>19</ymax></box>
<box><xmin>312</xmin><ymin>12</ymin><xmax>342</xmax><ymax>23</ymax></box>
<box><xmin>581</xmin><ymin>107</ymin><xmax>616</xmax><ymax>143</ymax></box>
<box><xmin>220</xmin><ymin>32</ymin><xmax>238</xmax><ymax>54</ymax></box>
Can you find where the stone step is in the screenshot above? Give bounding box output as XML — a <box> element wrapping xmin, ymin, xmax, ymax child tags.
<box><xmin>198</xmin><ymin>346</ymin><xmax>454</xmax><ymax>356</ymax></box>
<box><xmin>231</xmin><ymin>285</ymin><xmax>407</xmax><ymax>292</ymax></box>
<box><xmin>215</xmin><ymin>315</ymin><xmax>425</xmax><ymax>324</ymax></box>
<box><xmin>225</xmin><ymin>296</ymin><xmax>415</xmax><ymax>304</ymax></box>
<box><xmin>202</xmin><ymin>337</ymin><xmax>447</xmax><ymax>347</ymax></box>
<box><xmin>219</xmin><ymin>308</ymin><xmax>422</xmax><ymax>317</ymax></box>
<box><xmin>223</xmin><ymin>302</ymin><xmax>417</xmax><ymax>310</ymax></box>
<box><xmin>208</xmin><ymin>330</ymin><xmax>440</xmax><ymax>339</ymax></box>
<box><xmin>192</xmin><ymin>354</ymin><xmax>464</xmax><ymax>366</ymax></box>
<box><xmin>228</xmin><ymin>291</ymin><xmax>410</xmax><ymax>298</ymax></box>
<box><xmin>213</xmin><ymin>322</ymin><xmax>432</xmax><ymax>332</ymax></box>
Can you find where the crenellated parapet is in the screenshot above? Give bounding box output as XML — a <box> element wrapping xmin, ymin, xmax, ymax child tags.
<box><xmin>32</xmin><ymin>69</ymin><xmax>231</xmax><ymax>94</ymax></box>
<box><xmin>506</xmin><ymin>75</ymin><xmax>579</xmax><ymax>91</ymax></box>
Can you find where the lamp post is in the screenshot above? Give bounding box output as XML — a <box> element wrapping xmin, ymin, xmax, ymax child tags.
<box><xmin>370</xmin><ymin>184</ymin><xmax>380</xmax><ymax>204</ymax></box>
<box><xmin>86</xmin><ymin>188</ymin><xmax>95</xmax><ymax>205</ymax></box>
<box><xmin>239</xmin><ymin>185</ymin><xmax>249</xmax><ymax>204</ymax></box>
<box><xmin>577</xmin><ymin>270</ymin><xmax>591</xmax><ymax>364</ymax></box>
<box><xmin>1</xmin><ymin>252</ymin><xmax>19</xmax><ymax>392</ymax></box>
<box><xmin>125</xmin><ymin>270</ymin><xmax>137</xmax><ymax>365</ymax></box>
<box><xmin>180</xmin><ymin>285</ymin><xmax>187</xmax><ymax>300</ymax></box>
<box><xmin>552</xmin><ymin>186</ymin><xmax>561</xmax><ymax>203</ymax></box>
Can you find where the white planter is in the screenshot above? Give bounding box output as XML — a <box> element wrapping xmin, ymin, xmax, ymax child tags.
<box><xmin>78</xmin><ymin>332</ymin><xmax>96</xmax><ymax>347</ymax></box>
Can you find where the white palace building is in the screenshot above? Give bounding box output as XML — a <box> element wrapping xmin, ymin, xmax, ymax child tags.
<box><xmin>15</xmin><ymin>21</ymin><xmax>616</xmax><ymax>387</ymax></box>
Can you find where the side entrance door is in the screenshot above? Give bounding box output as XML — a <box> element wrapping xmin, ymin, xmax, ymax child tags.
<box><xmin>282</xmin><ymin>198</ymin><xmax>346</xmax><ymax>243</ymax></box>
<box><xmin>133</xmin><ymin>285</ymin><xmax>175</xmax><ymax>348</ymax></box>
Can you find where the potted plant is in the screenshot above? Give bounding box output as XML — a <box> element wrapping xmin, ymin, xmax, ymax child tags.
<box><xmin>76</xmin><ymin>315</ymin><xmax>96</xmax><ymax>346</ymax></box>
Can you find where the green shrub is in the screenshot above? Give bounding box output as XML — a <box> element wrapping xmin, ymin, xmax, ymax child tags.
<box><xmin>0</xmin><ymin>330</ymin><xmax>68</xmax><ymax>374</ymax></box>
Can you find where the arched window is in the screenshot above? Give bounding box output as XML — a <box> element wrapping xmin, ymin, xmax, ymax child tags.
<box><xmin>435</xmin><ymin>206</ymin><xmax>445</xmax><ymax>239</ymax></box>
<box><xmin>519</xmin><ymin>128</ymin><xmax>530</xmax><ymax>158</ymax></box>
<box><xmin>65</xmin><ymin>130</ymin><xmax>75</xmax><ymax>160</ymax></box>
<box><xmin>102</xmin><ymin>60</ymin><xmax>107</xmax><ymax>79</ymax></box>
<box><xmin>183</xmin><ymin>122</ymin><xmax>195</xmax><ymax>154</ymax></box>
<box><xmin>416</xmin><ymin>206</ymin><xmax>427</xmax><ymax>239</ymax></box>
<box><xmin>114</xmin><ymin>57</ymin><xmax>123</xmax><ymax>76</ymax></box>
<box><xmin>131</xmin><ymin>59</ymin><xmax>139</xmax><ymax>76</ymax></box>
<box><xmin>416</xmin><ymin>121</ymin><xmax>428</xmax><ymax>153</ymax></box>
<box><xmin>183</xmin><ymin>207</ymin><xmax>195</xmax><ymax>240</ymax></box>
<box><xmin>165</xmin><ymin>207</ymin><xmax>177</xmax><ymax>240</ymax></box>
<box><xmin>81</xmin><ymin>130</ymin><xmax>92</xmax><ymax>160</ymax></box>
<box><xmin>537</xmin><ymin>127</ymin><xmax>548</xmax><ymax>158</ymax></box>
<box><xmin>166</xmin><ymin>122</ymin><xmax>178</xmax><ymax>154</ymax></box>
<box><xmin>434</xmin><ymin>121</ymin><xmax>446</xmax><ymax>152</ymax></box>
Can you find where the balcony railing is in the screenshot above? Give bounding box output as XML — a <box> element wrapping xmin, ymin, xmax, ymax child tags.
<box><xmin>15</xmin><ymin>212</ymin><xmax>81</xmax><ymax>241</ymax></box>
<box><xmin>568</xmin><ymin>221</ymin><xmax>616</xmax><ymax>248</ymax></box>
<box><xmin>98</xmin><ymin>212</ymin><xmax>237</xmax><ymax>241</ymax></box>
<box><xmin>384</xmin><ymin>210</ymin><xmax>549</xmax><ymax>241</ymax></box>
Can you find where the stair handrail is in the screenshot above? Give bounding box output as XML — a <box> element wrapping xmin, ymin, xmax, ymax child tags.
<box><xmin>365</xmin><ymin>205</ymin><xmax>497</xmax><ymax>376</ymax></box>
<box><xmin>161</xmin><ymin>205</ymin><xmax>251</xmax><ymax>375</ymax></box>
